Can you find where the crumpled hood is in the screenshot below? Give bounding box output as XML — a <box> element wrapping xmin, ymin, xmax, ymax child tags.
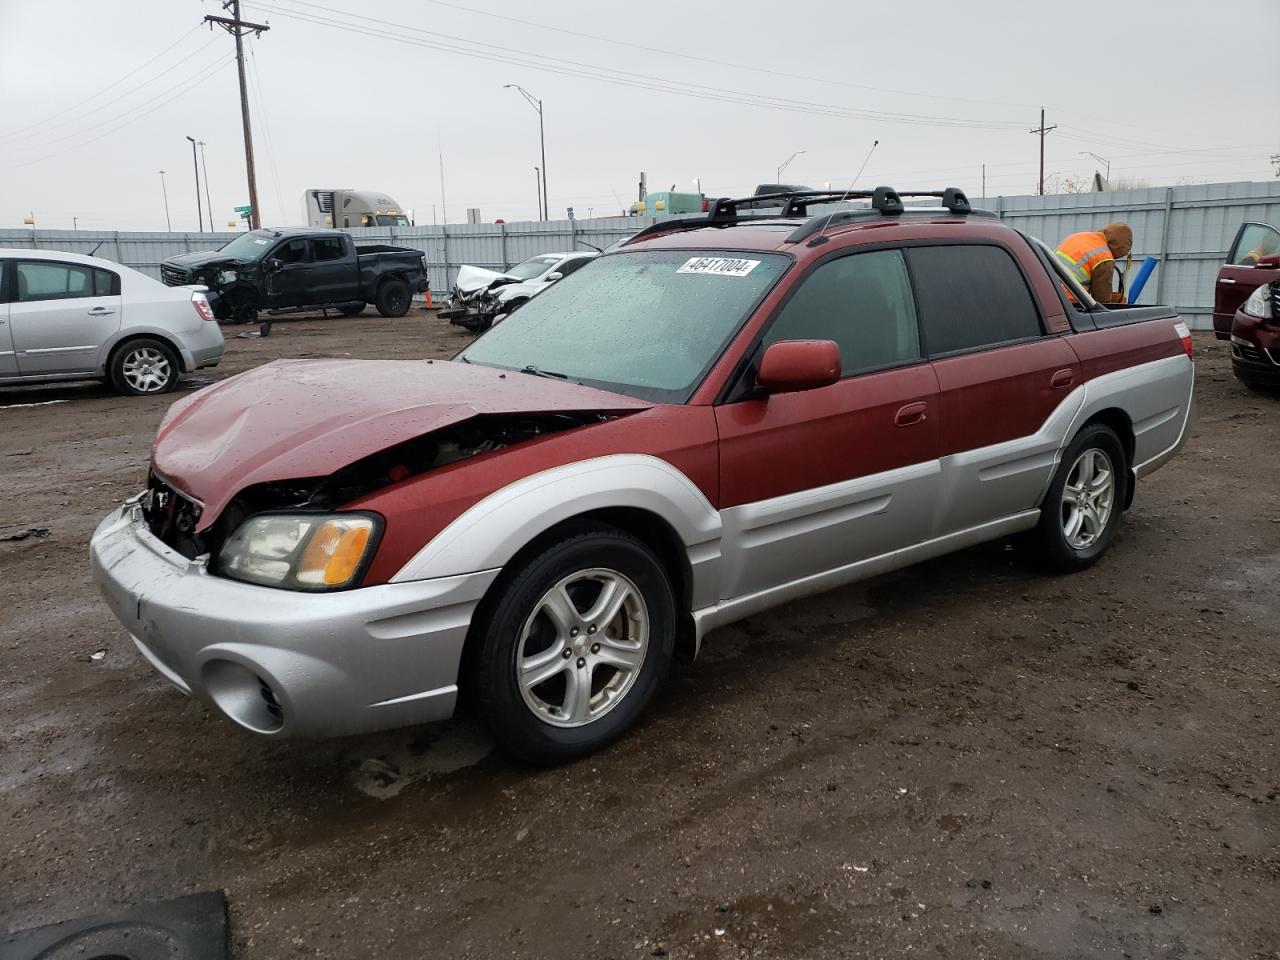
<box><xmin>455</xmin><ymin>264</ymin><xmax>517</xmax><ymax>294</ymax></box>
<box><xmin>152</xmin><ymin>358</ymin><xmax>650</xmax><ymax>530</ymax></box>
<box><xmin>164</xmin><ymin>250</ymin><xmax>245</xmax><ymax>272</ymax></box>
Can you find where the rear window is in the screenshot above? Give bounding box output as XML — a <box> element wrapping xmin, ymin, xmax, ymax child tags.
<box><xmin>14</xmin><ymin>260</ymin><xmax>115</xmax><ymax>301</ymax></box>
<box><xmin>906</xmin><ymin>245</ymin><xmax>1043</xmax><ymax>355</ymax></box>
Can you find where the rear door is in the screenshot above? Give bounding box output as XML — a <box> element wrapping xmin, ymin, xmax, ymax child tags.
<box><xmin>307</xmin><ymin>235</ymin><xmax>355</xmax><ymax>304</ymax></box>
<box><xmin>1214</xmin><ymin>222</ymin><xmax>1280</xmax><ymax>337</ymax></box>
<box><xmin>714</xmin><ymin>248</ymin><xmax>940</xmax><ymax>600</ymax></box>
<box><xmin>0</xmin><ymin>261</ymin><xmax>16</xmax><ymax>376</ymax></box>
<box><xmin>9</xmin><ymin>259</ymin><xmax>121</xmax><ymax>375</ymax></box>
<box><xmin>907</xmin><ymin>243</ymin><xmax>1080</xmax><ymax>536</ymax></box>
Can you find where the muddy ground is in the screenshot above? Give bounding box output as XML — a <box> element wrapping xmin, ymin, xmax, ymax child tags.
<box><xmin>1</xmin><ymin>312</ymin><xmax>1276</xmax><ymax>959</ymax></box>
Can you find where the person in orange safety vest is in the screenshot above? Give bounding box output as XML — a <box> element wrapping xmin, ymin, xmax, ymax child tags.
<box><xmin>1055</xmin><ymin>222</ymin><xmax>1133</xmax><ymax>303</ymax></box>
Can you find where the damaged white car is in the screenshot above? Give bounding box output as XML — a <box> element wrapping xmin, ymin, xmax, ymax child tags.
<box><xmin>439</xmin><ymin>252</ymin><xmax>595</xmax><ymax>332</ymax></box>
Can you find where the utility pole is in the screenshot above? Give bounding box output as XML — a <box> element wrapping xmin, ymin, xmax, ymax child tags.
<box><xmin>73</xmin><ymin>217</ymin><xmax>78</xmax><ymax>230</ymax></box>
<box><xmin>159</xmin><ymin>170</ymin><xmax>172</xmax><ymax>230</ymax></box>
<box><xmin>981</xmin><ymin>164</ymin><xmax>986</xmax><ymax>198</ymax></box>
<box><xmin>185</xmin><ymin>135</ymin><xmax>203</xmax><ymax>231</ymax></box>
<box><xmin>534</xmin><ymin>167</ymin><xmax>542</xmax><ymax>223</ymax></box>
<box><xmin>1030</xmin><ymin>107</ymin><xmax>1057</xmax><ymax>196</ymax></box>
<box><xmin>504</xmin><ymin>85</ymin><xmax>547</xmax><ymax>220</ymax></box>
<box><xmin>198</xmin><ymin>141</ymin><xmax>213</xmax><ymax>227</ymax></box>
<box><xmin>438</xmin><ymin>132</ymin><xmax>448</xmax><ymax>225</ymax></box>
<box><xmin>205</xmin><ymin>2</ymin><xmax>269</xmax><ymax>229</ymax></box>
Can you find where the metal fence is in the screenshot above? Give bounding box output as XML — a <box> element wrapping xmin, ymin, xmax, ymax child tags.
<box><xmin>3</xmin><ymin>180</ymin><xmax>1278</xmax><ymax>329</ymax></box>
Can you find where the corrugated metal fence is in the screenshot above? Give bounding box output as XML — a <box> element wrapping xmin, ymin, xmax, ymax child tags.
<box><xmin>3</xmin><ymin>180</ymin><xmax>1278</xmax><ymax>329</ymax></box>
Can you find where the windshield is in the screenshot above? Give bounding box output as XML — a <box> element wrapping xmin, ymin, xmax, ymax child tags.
<box><xmin>506</xmin><ymin>255</ymin><xmax>562</xmax><ymax>280</ymax></box>
<box><xmin>375</xmin><ymin>214</ymin><xmax>411</xmax><ymax>226</ymax></box>
<box><xmin>217</xmin><ymin>230</ymin><xmax>277</xmax><ymax>260</ymax></box>
<box><xmin>458</xmin><ymin>249</ymin><xmax>790</xmax><ymax>403</ymax></box>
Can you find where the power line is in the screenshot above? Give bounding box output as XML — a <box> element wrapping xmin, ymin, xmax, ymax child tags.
<box><xmin>0</xmin><ymin>24</ymin><xmax>206</xmax><ymax>143</ymax></box>
<box><xmin>256</xmin><ymin>0</ymin><xmax>1029</xmax><ymax>131</ymax></box>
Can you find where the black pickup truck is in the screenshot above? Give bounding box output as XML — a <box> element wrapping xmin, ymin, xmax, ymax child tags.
<box><xmin>160</xmin><ymin>227</ymin><xmax>429</xmax><ymax>323</ymax></box>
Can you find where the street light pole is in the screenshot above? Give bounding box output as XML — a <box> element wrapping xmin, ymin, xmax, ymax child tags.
<box><xmin>159</xmin><ymin>170</ymin><xmax>172</xmax><ymax>231</ymax></box>
<box><xmin>776</xmin><ymin>149</ymin><xmax>805</xmax><ymax>182</ymax></box>
<box><xmin>504</xmin><ymin>84</ymin><xmax>547</xmax><ymax>220</ymax></box>
<box><xmin>186</xmin><ymin>135</ymin><xmax>203</xmax><ymax>231</ymax></box>
<box><xmin>1078</xmin><ymin>151</ymin><xmax>1111</xmax><ymax>185</ymax></box>
<box><xmin>198</xmin><ymin>140</ymin><xmax>213</xmax><ymax>227</ymax></box>
<box><xmin>534</xmin><ymin>166</ymin><xmax>542</xmax><ymax>224</ymax></box>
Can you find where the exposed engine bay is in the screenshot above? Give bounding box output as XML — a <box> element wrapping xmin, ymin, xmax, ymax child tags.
<box><xmin>143</xmin><ymin>412</ymin><xmax>615</xmax><ymax>561</ymax></box>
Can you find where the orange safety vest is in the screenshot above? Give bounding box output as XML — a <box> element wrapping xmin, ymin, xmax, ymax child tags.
<box><xmin>1055</xmin><ymin>230</ymin><xmax>1114</xmax><ymax>286</ymax></box>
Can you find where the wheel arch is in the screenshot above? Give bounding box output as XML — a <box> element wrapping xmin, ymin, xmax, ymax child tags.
<box><xmin>1078</xmin><ymin>407</ymin><xmax>1136</xmax><ymax>508</ymax></box>
<box><xmin>104</xmin><ymin>331</ymin><xmax>189</xmax><ymax>375</ymax></box>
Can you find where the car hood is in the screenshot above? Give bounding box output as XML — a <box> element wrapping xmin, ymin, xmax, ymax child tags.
<box><xmin>152</xmin><ymin>358</ymin><xmax>651</xmax><ymax>530</ymax></box>
<box><xmin>164</xmin><ymin>250</ymin><xmax>247</xmax><ymax>271</ymax></box>
<box><xmin>455</xmin><ymin>264</ymin><xmax>518</xmax><ymax>293</ymax></box>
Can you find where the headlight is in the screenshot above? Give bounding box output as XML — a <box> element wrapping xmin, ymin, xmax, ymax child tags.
<box><xmin>218</xmin><ymin>269</ymin><xmax>237</xmax><ymax>285</ymax></box>
<box><xmin>1241</xmin><ymin>283</ymin><xmax>1274</xmax><ymax>320</ymax></box>
<box><xmin>218</xmin><ymin>513</ymin><xmax>380</xmax><ymax>590</ymax></box>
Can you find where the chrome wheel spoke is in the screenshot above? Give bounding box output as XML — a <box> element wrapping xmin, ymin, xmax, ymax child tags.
<box><xmin>1064</xmin><ymin>505</ymin><xmax>1084</xmax><ymax>540</ymax></box>
<box><xmin>581</xmin><ymin>574</ymin><xmax>630</xmax><ymax>630</ymax></box>
<box><xmin>594</xmin><ymin>638</ymin><xmax>644</xmax><ymax>673</ymax></box>
<box><xmin>520</xmin><ymin>641</ymin><xmax>569</xmax><ymax>690</ymax></box>
<box><xmin>539</xmin><ymin>585</ymin><xmax>582</xmax><ymax>636</ymax></box>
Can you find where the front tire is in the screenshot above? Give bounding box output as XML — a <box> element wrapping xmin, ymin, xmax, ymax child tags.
<box><xmin>110</xmin><ymin>339</ymin><xmax>180</xmax><ymax>396</ymax></box>
<box><xmin>375</xmin><ymin>279</ymin><xmax>410</xmax><ymax>317</ymax></box>
<box><xmin>1030</xmin><ymin>423</ymin><xmax>1126</xmax><ymax>572</ymax></box>
<box><xmin>472</xmin><ymin>526</ymin><xmax>676</xmax><ymax>764</ymax></box>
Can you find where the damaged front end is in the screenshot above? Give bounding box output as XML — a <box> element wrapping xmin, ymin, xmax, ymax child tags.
<box><xmin>437</xmin><ymin>265</ymin><xmax>520</xmax><ymax>332</ymax></box>
<box><xmin>143</xmin><ymin>411</ymin><xmax>615</xmax><ymax>578</ymax></box>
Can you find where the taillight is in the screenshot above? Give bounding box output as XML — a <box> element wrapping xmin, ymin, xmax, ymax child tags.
<box><xmin>701</xmin><ymin>198</ymin><xmax>709</xmax><ymax>212</ymax></box>
<box><xmin>192</xmin><ymin>293</ymin><xmax>215</xmax><ymax>322</ymax></box>
<box><xmin>1173</xmin><ymin>320</ymin><xmax>1193</xmax><ymax>359</ymax></box>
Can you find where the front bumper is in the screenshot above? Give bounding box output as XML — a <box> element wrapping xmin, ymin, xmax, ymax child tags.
<box><xmin>89</xmin><ymin>500</ymin><xmax>499</xmax><ymax>738</ymax></box>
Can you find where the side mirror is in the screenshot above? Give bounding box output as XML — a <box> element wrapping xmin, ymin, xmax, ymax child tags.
<box><xmin>545</xmin><ymin>271</ymin><xmax>563</xmax><ymax>282</ymax></box>
<box><xmin>757</xmin><ymin>340</ymin><xmax>841</xmax><ymax>394</ymax></box>
<box><xmin>266</xmin><ymin>257</ymin><xmax>283</xmax><ymax>273</ymax></box>
<box><xmin>1257</xmin><ymin>253</ymin><xmax>1280</xmax><ymax>269</ymax></box>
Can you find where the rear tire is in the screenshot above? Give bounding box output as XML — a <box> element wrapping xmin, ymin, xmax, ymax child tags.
<box><xmin>375</xmin><ymin>279</ymin><xmax>410</xmax><ymax>317</ymax></box>
<box><xmin>110</xmin><ymin>338</ymin><xmax>180</xmax><ymax>396</ymax></box>
<box><xmin>1030</xmin><ymin>423</ymin><xmax>1127</xmax><ymax>573</ymax></box>
<box><xmin>471</xmin><ymin>526</ymin><xmax>676</xmax><ymax>764</ymax></box>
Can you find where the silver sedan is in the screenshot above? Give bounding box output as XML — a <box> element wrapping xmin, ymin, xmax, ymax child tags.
<box><xmin>0</xmin><ymin>248</ymin><xmax>224</xmax><ymax>395</ymax></box>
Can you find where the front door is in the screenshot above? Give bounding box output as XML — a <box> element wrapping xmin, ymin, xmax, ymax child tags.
<box><xmin>9</xmin><ymin>259</ymin><xmax>122</xmax><ymax>375</ymax></box>
<box><xmin>714</xmin><ymin>248</ymin><xmax>940</xmax><ymax>600</ymax></box>
<box><xmin>263</xmin><ymin>237</ymin><xmax>311</xmax><ymax>308</ymax></box>
<box><xmin>0</xmin><ymin>267</ymin><xmax>15</xmax><ymax>377</ymax></box>
<box><xmin>1214</xmin><ymin>222</ymin><xmax>1280</xmax><ymax>337</ymax></box>
<box><xmin>905</xmin><ymin>243</ymin><xmax>1080</xmax><ymax>536</ymax></box>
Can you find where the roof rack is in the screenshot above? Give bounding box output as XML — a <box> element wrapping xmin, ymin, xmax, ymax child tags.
<box><xmin>619</xmin><ymin>185</ymin><xmax>988</xmax><ymax>248</ymax></box>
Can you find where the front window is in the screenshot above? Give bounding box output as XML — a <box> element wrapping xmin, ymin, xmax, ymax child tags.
<box><xmin>217</xmin><ymin>229</ymin><xmax>278</xmax><ymax>260</ymax></box>
<box><xmin>506</xmin><ymin>255</ymin><xmax>563</xmax><ymax>281</ymax></box>
<box><xmin>15</xmin><ymin>261</ymin><xmax>114</xmax><ymax>302</ymax></box>
<box><xmin>375</xmin><ymin>214</ymin><xmax>411</xmax><ymax>226</ymax></box>
<box><xmin>458</xmin><ymin>249</ymin><xmax>790</xmax><ymax>402</ymax></box>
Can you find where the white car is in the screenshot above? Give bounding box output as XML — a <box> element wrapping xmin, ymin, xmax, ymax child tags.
<box><xmin>0</xmin><ymin>248</ymin><xmax>224</xmax><ymax>396</ymax></box>
<box><xmin>442</xmin><ymin>252</ymin><xmax>597</xmax><ymax>332</ymax></box>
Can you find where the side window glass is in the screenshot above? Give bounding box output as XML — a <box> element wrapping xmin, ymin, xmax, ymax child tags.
<box><xmin>93</xmin><ymin>268</ymin><xmax>117</xmax><ymax>296</ymax></box>
<box><xmin>15</xmin><ymin>261</ymin><xmax>96</xmax><ymax>302</ymax></box>
<box><xmin>1232</xmin><ymin>223</ymin><xmax>1280</xmax><ymax>265</ymax></box>
<box><xmin>312</xmin><ymin>237</ymin><xmax>345</xmax><ymax>261</ymax></box>
<box><xmin>764</xmin><ymin>249</ymin><xmax>920</xmax><ymax>376</ymax></box>
<box><xmin>906</xmin><ymin>245</ymin><xmax>1042</xmax><ymax>355</ymax></box>
<box><xmin>275</xmin><ymin>239</ymin><xmax>308</xmax><ymax>265</ymax></box>
<box><xmin>557</xmin><ymin>257</ymin><xmax>588</xmax><ymax>277</ymax></box>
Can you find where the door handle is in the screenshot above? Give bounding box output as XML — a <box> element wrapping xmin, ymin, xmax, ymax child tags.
<box><xmin>1218</xmin><ymin>278</ymin><xmax>1237</xmax><ymax>284</ymax></box>
<box><xmin>1050</xmin><ymin>368</ymin><xmax>1074</xmax><ymax>389</ymax></box>
<box><xmin>87</xmin><ymin>307</ymin><xmax>115</xmax><ymax>316</ymax></box>
<box><xmin>894</xmin><ymin>401</ymin><xmax>928</xmax><ymax>427</ymax></box>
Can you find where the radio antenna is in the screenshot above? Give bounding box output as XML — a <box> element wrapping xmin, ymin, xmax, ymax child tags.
<box><xmin>812</xmin><ymin>139</ymin><xmax>879</xmax><ymax>241</ymax></box>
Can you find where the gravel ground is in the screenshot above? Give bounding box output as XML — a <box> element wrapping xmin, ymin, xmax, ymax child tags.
<box><xmin>1</xmin><ymin>312</ymin><xmax>1276</xmax><ymax>959</ymax></box>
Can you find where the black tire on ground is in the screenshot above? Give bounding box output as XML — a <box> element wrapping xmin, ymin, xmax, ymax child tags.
<box><xmin>338</xmin><ymin>302</ymin><xmax>365</xmax><ymax>317</ymax></box>
<box><xmin>232</xmin><ymin>298</ymin><xmax>258</xmax><ymax>325</ymax></box>
<box><xmin>471</xmin><ymin>524</ymin><xmax>677</xmax><ymax>764</ymax></box>
<box><xmin>1030</xmin><ymin>423</ymin><xmax>1127</xmax><ymax>573</ymax></box>
<box><xmin>109</xmin><ymin>338</ymin><xmax>181</xmax><ymax>397</ymax></box>
<box><xmin>375</xmin><ymin>279</ymin><xmax>411</xmax><ymax>317</ymax></box>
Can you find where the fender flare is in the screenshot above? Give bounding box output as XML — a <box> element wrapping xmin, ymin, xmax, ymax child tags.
<box><xmin>390</xmin><ymin>454</ymin><xmax>724</xmax><ymax>606</ymax></box>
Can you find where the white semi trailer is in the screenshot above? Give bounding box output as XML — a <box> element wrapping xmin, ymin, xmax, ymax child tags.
<box><xmin>303</xmin><ymin>189</ymin><xmax>412</xmax><ymax>228</ymax></box>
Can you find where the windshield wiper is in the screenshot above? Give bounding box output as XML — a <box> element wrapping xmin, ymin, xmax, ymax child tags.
<box><xmin>520</xmin><ymin>364</ymin><xmax>569</xmax><ymax>380</ymax></box>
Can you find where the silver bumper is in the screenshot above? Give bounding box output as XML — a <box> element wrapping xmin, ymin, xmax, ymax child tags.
<box><xmin>89</xmin><ymin>501</ymin><xmax>499</xmax><ymax>738</ymax></box>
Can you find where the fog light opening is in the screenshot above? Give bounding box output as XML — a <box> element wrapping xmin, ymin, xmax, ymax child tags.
<box><xmin>202</xmin><ymin>659</ymin><xmax>285</xmax><ymax>734</ymax></box>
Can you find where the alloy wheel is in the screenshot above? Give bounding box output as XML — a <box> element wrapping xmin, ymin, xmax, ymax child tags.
<box><xmin>1060</xmin><ymin>448</ymin><xmax>1115</xmax><ymax>549</ymax></box>
<box><xmin>121</xmin><ymin>347</ymin><xmax>172</xmax><ymax>393</ymax></box>
<box><xmin>515</xmin><ymin>568</ymin><xmax>649</xmax><ymax>728</ymax></box>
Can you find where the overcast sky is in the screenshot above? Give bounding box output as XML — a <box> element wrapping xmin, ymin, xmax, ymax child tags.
<box><xmin>2</xmin><ymin>0</ymin><xmax>1277</xmax><ymax>231</ymax></box>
